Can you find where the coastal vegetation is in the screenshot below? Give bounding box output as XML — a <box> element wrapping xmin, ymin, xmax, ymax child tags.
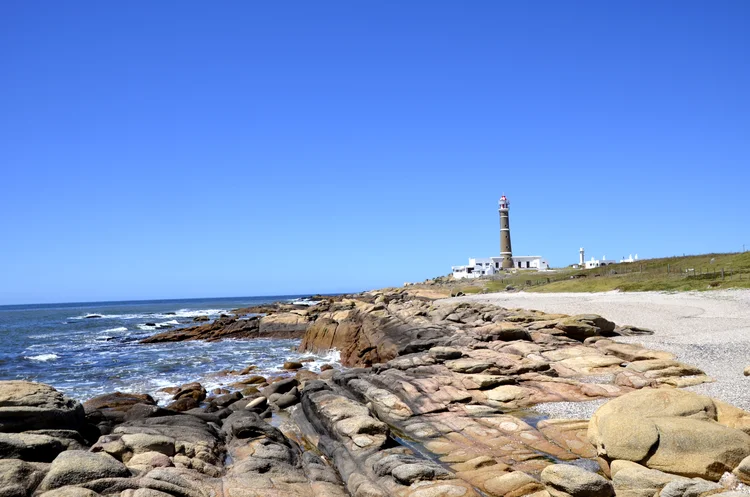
<box><xmin>449</xmin><ymin>251</ymin><xmax>750</xmax><ymax>294</ymax></box>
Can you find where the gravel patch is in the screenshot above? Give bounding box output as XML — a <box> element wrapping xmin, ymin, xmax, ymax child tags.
<box><xmin>532</xmin><ymin>399</ymin><xmax>609</xmax><ymax>420</ymax></box>
<box><xmin>446</xmin><ymin>289</ymin><xmax>750</xmax><ymax>411</ymax></box>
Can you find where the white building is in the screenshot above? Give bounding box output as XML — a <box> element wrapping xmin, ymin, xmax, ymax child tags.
<box><xmin>579</xmin><ymin>248</ymin><xmax>638</xmax><ymax>269</ymax></box>
<box><xmin>620</xmin><ymin>254</ymin><xmax>638</xmax><ymax>263</ymax></box>
<box><xmin>584</xmin><ymin>256</ymin><xmax>614</xmax><ymax>269</ymax></box>
<box><xmin>451</xmin><ymin>255</ymin><xmax>549</xmax><ymax>279</ymax></box>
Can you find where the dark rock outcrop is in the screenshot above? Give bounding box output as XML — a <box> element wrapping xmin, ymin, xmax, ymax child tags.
<box><xmin>0</xmin><ymin>382</ymin><xmax>85</xmax><ymax>434</ymax></box>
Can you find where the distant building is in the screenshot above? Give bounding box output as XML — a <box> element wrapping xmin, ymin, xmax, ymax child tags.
<box><xmin>578</xmin><ymin>248</ymin><xmax>638</xmax><ymax>269</ymax></box>
<box><xmin>451</xmin><ymin>255</ymin><xmax>550</xmax><ymax>279</ymax></box>
<box><xmin>450</xmin><ymin>196</ymin><xmax>549</xmax><ymax>279</ymax></box>
<box><xmin>585</xmin><ymin>256</ymin><xmax>614</xmax><ymax>269</ymax></box>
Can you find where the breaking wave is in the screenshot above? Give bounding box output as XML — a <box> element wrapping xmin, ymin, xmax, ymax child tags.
<box><xmin>25</xmin><ymin>353</ymin><xmax>60</xmax><ymax>362</ymax></box>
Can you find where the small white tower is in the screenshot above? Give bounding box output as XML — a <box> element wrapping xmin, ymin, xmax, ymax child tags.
<box><xmin>579</xmin><ymin>248</ymin><xmax>584</xmax><ymax>267</ymax></box>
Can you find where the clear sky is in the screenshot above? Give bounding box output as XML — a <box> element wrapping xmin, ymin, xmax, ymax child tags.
<box><xmin>1</xmin><ymin>1</ymin><xmax>748</xmax><ymax>304</ymax></box>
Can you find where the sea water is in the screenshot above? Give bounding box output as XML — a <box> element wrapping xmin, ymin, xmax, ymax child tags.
<box><xmin>0</xmin><ymin>296</ymin><xmax>339</xmax><ymax>404</ymax></box>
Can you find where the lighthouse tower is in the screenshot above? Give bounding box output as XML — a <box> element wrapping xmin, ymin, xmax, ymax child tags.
<box><xmin>499</xmin><ymin>195</ymin><xmax>513</xmax><ymax>269</ymax></box>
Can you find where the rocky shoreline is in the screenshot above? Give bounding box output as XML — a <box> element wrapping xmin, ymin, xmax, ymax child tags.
<box><xmin>2</xmin><ymin>289</ymin><xmax>750</xmax><ymax>496</ymax></box>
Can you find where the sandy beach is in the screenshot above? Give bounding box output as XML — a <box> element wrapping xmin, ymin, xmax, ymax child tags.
<box><xmin>447</xmin><ymin>289</ymin><xmax>750</xmax><ymax>410</ymax></box>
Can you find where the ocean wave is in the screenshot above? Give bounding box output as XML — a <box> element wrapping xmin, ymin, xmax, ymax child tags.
<box><xmin>69</xmin><ymin>309</ymin><xmax>230</xmax><ymax>320</ymax></box>
<box><xmin>288</xmin><ymin>298</ymin><xmax>320</xmax><ymax>306</ymax></box>
<box><xmin>286</xmin><ymin>349</ymin><xmax>341</xmax><ymax>372</ymax></box>
<box><xmin>137</xmin><ymin>320</ymin><xmax>180</xmax><ymax>331</ymax></box>
<box><xmin>101</xmin><ymin>327</ymin><xmax>128</xmax><ymax>333</ymax></box>
<box><xmin>25</xmin><ymin>353</ymin><xmax>60</xmax><ymax>362</ymax></box>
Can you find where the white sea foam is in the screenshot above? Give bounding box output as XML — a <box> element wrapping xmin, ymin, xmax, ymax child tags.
<box><xmin>287</xmin><ymin>349</ymin><xmax>341</xmax><ymax>372</ymax></box>
<box><xmin>137</xmin><ymin>320</ymin><xmax>181</xmax><ymax>331</ymax></box>
<box><xmin>101</xmin><ymin>327</ymin><xmax>128</xmax><ymax>333</ymax></box>
<box><xmin>69</xmin><ymin>309</ymin><xmax>230</xmax><ymax>320</ymax></box>
<box><xmin>25</xmin><ymin>353</ymin><xmax>60</xmax><ymax>362</ymax></box>
<box><xmin>289</xmin><ymin>299</ymin><xmax>320</xmax><ymax>306</ymax></box>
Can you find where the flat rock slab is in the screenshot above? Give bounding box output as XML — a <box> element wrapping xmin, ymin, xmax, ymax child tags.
<box><xmin>0</xmin><ymin>381</ymin><xmax>85</xmax><ymax>433</ymax></box>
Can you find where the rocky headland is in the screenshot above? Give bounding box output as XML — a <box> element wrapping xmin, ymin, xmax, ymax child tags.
<box><xmin>3</xmin><ymin>289</ymin><xmax>750</xmax><ymax>497</ymax></box>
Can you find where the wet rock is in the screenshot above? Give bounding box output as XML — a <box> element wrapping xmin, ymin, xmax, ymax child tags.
<box><xmin>239</xmin><ymin>365</ymin><xmax>257</xmax><ymax>375</ymax></box>
<box><xmin>0</xmin><ymin>381</ymin><xmax>85</xmax><ymax>433</ymax></box>
<box><xmin>261</xmin><ymin>377</ymin><xmax>298</xmax><ymax>397</ymax></box>
<box><xmin>166</xmin><ymin>397</ymin><xmax>199</xmax><ymax>412</ymax></box>
<box><xmin>239</xmin><ymin>375</ymin><xmax>266</xmax><ymax>385</ymax></box>
<box><xmin>209</xmin><ymin>391</ymin><xmax>242</xmax><ymax>408</ymax></box>
<box><xmin>284</xmin><ymin>361</ymin><xmax>304</xmax><ymax>370</ymax></box>
<box><xmin>172</xmin><ymin>382</ymin><xmax>206</xmax><ymax>403</ymax></box>
<box><xmin>37</xmin><ymin>450</ymin><xmax>130</xmax><ymax>491</ymax></box>
<box><xmin>141</xmin><ymin>315</ymin><xmax>263</xmax><ymax>343</ymax></box>
<box><xmin>540</xmin><ymin>463</ymin><xmax>614</xmax><ymax>497</ymax></box>
<box><xmin>83</xmin><ymin>392</ymin><xmax>157</xmax><ymax>414</ymax></box>
<box><xmin>272</xmin><ymin>387</ymin><xmax>300</xmax><ymax>409</ymax></box>
<box><xmin>245</xmin><ymin>396</ymin><xmax>268</xmax><ymax>412</ymax></box>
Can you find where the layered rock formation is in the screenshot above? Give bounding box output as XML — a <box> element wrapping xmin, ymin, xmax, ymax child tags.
<box><xmin>6</xmin><ymin>291</ymin><xmax>750</xmax><ymax>496</ymax></box>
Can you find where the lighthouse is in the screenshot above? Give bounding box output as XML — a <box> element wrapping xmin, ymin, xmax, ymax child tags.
<box><xmin>499</xmin><ymin>195</ymin><xmax>513</xmax><ymax>269</ymax></box>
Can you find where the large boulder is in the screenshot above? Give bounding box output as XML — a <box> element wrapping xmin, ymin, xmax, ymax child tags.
<box><xmin>36</xmin><ymin>450</ymin><xmax>130</xmax><ymax>491</ymax></box>
<box><xmin>540</xmin><ymin>463</ymin><xmax>614</xmax><ymax>497</ymax></box>
<box><xmin>589</xmin><ymin>389</ymin><xmax>750</xmax><ymax>480</ymax></box>
<box><xmin>733</xmin><ymin>454</ymin><xmax>750</xmax><ymax>484</ymax></box>
<box><xmin>555</xmin><ymin>315</ymin><xmax>616</xmax><ymax>340</ymax></box>
<box><xmin>259</xmin><ymin>312</ymin><xmax>310</xmax><ymax>337</ymax></box>
<box><xmin>0</xmin><ymin>381</ymin><xmax>85</xmax><ymax>433</ymax></box>
<box><xmin>82</xmin><ymin>392</ymin><xmax>156</xmax><ymax>414</ymax></box>
<box><xmin>611</xmin><ymin>460</ymin><xmax>690</xmax><ymax>497</ymax></box>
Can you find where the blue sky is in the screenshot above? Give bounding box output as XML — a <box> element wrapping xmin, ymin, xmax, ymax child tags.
<box><xmin>1</xmin><ymin>1</ymin><xmax>748</xmax><ymax>304</ymax></box>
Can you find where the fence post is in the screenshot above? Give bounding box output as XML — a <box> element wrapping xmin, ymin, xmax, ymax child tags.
<box><xmin>722</xmin><ymin>268</ymin><xmax>725</xmax><ymax>280</ymax></box>
<box><xmin>667</xmin><ymin>264</ymin><xmax>670</xmax><ymax>274</ymax></box>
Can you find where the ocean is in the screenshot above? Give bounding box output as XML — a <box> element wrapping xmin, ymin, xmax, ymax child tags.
<box><xmin>0</xmin><ymin>295</ymin><xmax>338</xmax><ymax>404</ymax></box>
